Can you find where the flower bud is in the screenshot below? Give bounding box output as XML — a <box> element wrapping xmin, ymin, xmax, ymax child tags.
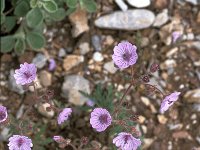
<box><xmin>81</xmin><ymin>136</ymin><xmax>88</xmax><ymax>145</ymax></box>
<box><xmin>142</xmin><ymin>75</ymin><xmax>149</xmax><ymax>83</ymax></box>
<box><xmin>150</xmin><ymin>63</ymin><xmax>159</xmax><ymax>73</ymax></box>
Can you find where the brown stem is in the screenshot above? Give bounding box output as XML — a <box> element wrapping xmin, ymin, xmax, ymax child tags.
<box><xmin>113</xmin><ymin>66</ymin><xmax>135</xmax><ymax>116</ymax></box>
<box><xmin>143</xmin><ymin>83</ymin><xmax>165</xmax><ymax>97</ymax></box>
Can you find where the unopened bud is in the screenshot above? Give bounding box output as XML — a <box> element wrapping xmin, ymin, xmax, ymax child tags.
<box><xmin>53</xmin><ymin>136</ymin><xmax>65</xmax><ymax>144</ymax></box>
<box><xmin>150</xmin><ymin>63</ymin><xmax>159</xmax><ymax>73</ymax></box>
<box><xmin>142</xmin><ymin>75</ymin><xmax>149</xmax><ymax>83</ymax></box>
<box><xmin>46</xmin><ymin>90</ymin><xmax>54</xmax><ymax>98</ymax></box>
<box><xmin>81</xmin><ymin>136</ymin><xmax>88</xmax><ymax>145</ymax></box>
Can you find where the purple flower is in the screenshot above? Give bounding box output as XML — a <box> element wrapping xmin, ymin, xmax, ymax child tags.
<box><xmin>86</xmin><ymin>99</ymin><xmax>95</xmax><ymax>107</ymax></box>
<box><xmin>14</xmin><ymin>62</ymin><xmax>37</xmax><ymax>85</ymax></box>
<box><xmin>112</xmin><ymin>41</ymin><xmax>138</xmax><ymax>69</ymax></box>
<box><xmin>48</xmin><ymin>58</ymin><xmax>56</xmax><ymax>71</ymax></box>
<box><xmin>172</xmin><ymin>31</ymin><xmax>182</xmax><ymax>43</ymax></box>
<box><xmin>90</xmin><ymin>108</ymin><xmax>112</xmax><ymax>132</ymax></box>
<box><xmin>160</xmin><ymin>92</ymin><xmax>181</xmax><ymax>114</ymax></box>
<box><xmin>8</xmin><ymin>135</ymin><xmax>33</xmax><ymax>150</ymax></box>
<box><xmin>57</xmin><ymin>108</ymin><xmax>72</xmax><ymax>125</ymax></box>
<box><xmin>0</xmin><ymin>105</ymin><xmax>8</xmax><ymax>123</ymax></box>
<box><xmin>53</xmin><ymin>136</ymin><xmax>64</xmax><ymax>143</ymax></box>
<box><xmin>113</xmin><ymin>132</ymin><xmax>141</xmax><ymax>150</ymax></box>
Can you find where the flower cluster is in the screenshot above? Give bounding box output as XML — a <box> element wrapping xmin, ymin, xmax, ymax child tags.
<box><xmin>5</xmin><ymin>41</ymin><xmax>182</xmax><ymax>150</ymax></box>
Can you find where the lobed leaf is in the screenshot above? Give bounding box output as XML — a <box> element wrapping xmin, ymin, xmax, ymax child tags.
<box><xmin>14</xmin><ymin>0</ymin><xmax>30</xmax><ymax>17</ymax></box>
<box><xmin>43</xmin><ymin>0</ymin><xmax>58</xmax><ymax>13</ymax></box>
<box><xmin>15</xmin><ymin>38</ymin><xmax>25</xmax><ymax>55</ymax></box>
<box><xmin>80</xmin><ymin>0</ymin><xmax>97</xmax><ymax>13</ymax></box>
<box><xmin>26</xmin><ymin>31</ymin><xmax>45</xmax><ymax>50</ymax></box>
<box><xmin>65</xmin><ymin>0</ymin><xmax>78</xmax><ymax>8</ymax></box>
<box><xmin>0</xmin><ymin>36</ymin><xmax>15</xmax><ymax>53</ymax></box>
<box><xmin>26</xmin><ymin>7</ymin><xmax>43</xmax><ymax>28</ymax></box>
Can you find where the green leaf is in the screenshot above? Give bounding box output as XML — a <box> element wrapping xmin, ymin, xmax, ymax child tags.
<box><xmin>30</xmin><ymin>0</ymin><xmax>38</xmax><ymax>8</ymax></box>
<box><xmin>4</xmin><ymin>16</ymin><xmax>16</xmax><ymax>32</ymax></box>
<box><xmin>0</xmin><ymin>36</ymin><xmax>15</xmax><ymax>53</ymax></box>
<box><xmin>26</xmin><ymin>7</ymin><xmax>43</xmax><ymax>28</ymax></box>
<box><xmin>66</xmin><ymin>7</ymin><xmax>76</xmax><ymax>16</ymax></box>
<box><xmin>49</xmin><ymin>8</ymin><xmax>66</xmax><ymax>21</ymax></box>
<box><xmin>0</xmin><ymin>0</ymin><xmax>5</xmax><ymax>13</ymax></box>
<box><xmin>26</xmin><ymin>31</ymin><xmax>45</xmax><ymax>49</ymax></box>
<box><xmin>0</xmin><ymin>13</ymin><xmax>5</xmax><ymax>24</ymax></box>
<box><xmin>43</xmin><ymin>0</ymin><xmax>57</xmax><ymax>13</ymax></box>
<box><xmin>15</xmin><ymin>38</ymin><xmax>25</xmax><ymax>55</ymax></box>
<box><xmin>80</xmin><ymin>0</ymin><xmax>97</xmax><ymax>13</ymax></box>
<box><xmin>14</xmin><ymin>1</ymin><xmax>30</xmax><ymax>17</ymax></box>
<box><xmin>65</xmin><ymin>0</ymin><xmax>78</xmax><ymax>8</ymax></box>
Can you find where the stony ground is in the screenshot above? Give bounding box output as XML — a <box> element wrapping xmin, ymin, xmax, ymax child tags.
<box><xmin>0</xmin><ymin>0</ymin><xmax>200</xmax><ymax>150</ymax></box>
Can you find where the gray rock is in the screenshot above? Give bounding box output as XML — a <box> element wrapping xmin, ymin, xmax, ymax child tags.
<box><xmin>32</xmin><ymin>53</ymin><xmax>47</xmax><ymax>69</ymax></box>
<box><xmin>93</xmin><ymin>52</ymin><xmax>104</xmax><ymax>62</ymax></box>
<box><xmin>115</xmin><ymin>0</ymin><xmax>128</xmax><ymax>11</ymax></box>
<box><xmin>127</xmin><ymin>0</ymin><xmax>151</xmax><ymax>8</ymax></box>
<box><xmin>103</xmin><ymin>61</ymin><xmax>118</xmax><ymax>74</ymax></box>
<box><xmin>95</xmin><ymin>9</ymin><xmax>155</xmax><ymax>30</ymax></box>
<box><xmin>153</xmin><ymin>9</ymin><xmax>169</xmax><ymax>27</ymax></box>
<box><xmin>39</xmin><ymin>71</ymin><xmax>52</xmax><ymax>87</ymax></box>
<box><xmin>79</xmin><ymin>42</ymin><xmax>90</xmax><ymax>55</ymax></box>
<box><xmin>61</xmin><ymin>75</ymin><xmax>91</xmax><ymax>106</ymax></box>
<box><xmin>9</xmin><ymin>70</ymin><xmax>24</xmax><ymax>94</ymax></box>
<box><xmin>58</xmin><ymin>48</ymin><xmax>66</xmax><ymax>57</ymax></box>
<box><xmin>193</xmin><ymin>104</ymin><xmax>200</xmax><ymax>112</ymax></box>
<box><xmin>91</xmin><ymin>35</ymin><xmax>102</xmax><ymax>51</ymax></box>
<box><xmin>0</xmin><ymin>128</ymin><xmax>10</xmax><ymax>141</ymax></box>
<box><xmin>185</xmin><ymin>0</ymin><xmax>199</xmax><ymax>5</ymax></box>
<box><xmin>184</xmin><ymin>89</ymin><xmax>200</xmax><ymax>103</ymax></box>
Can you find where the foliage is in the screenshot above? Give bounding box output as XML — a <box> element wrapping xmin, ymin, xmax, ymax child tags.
<box><xmin>0</xmin><ymin>0</ymin><xmax>97</xmax><ymax>54</ymax></box>
<box><xmin>80</xmin><ymin>84</ymin><xmax>116</xmax><ymax>112</ymax></box>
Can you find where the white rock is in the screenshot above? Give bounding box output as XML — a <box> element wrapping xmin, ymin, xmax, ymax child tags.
<box><xmin>9</xmin><ymin>70</ymin><xmax>24</xmax><ymax>94</ymax></box>
<box><xmin>39</xmin><ymin>71</ymin><xmax>52</xmax><ymax>87</ymax></box>
<box><xmin>79</xmin><ymin>42</ymin><xmax>90</xmax><ymax>55</ymax></box>
<box><xmin>103</xmin><ymin>61</ymin><xmax>118</xmax><ymax>74</ymax></box>
<box><xmin>32</xmin><ymin>53</ymin><xmax>47</xmax><ymax>69</ymax></box>
<box><xmin>127</xmin><ymin>0</ymin><xmax>151</xmax><ymax>8</ymax></box>
<box><xmin>185</xmin><ymin>0</ymin><xmax>198</xmax><ymax>5</ymax></box>
<box><xmin>38</xmin><ymin>103</ymin><xmax>55</xmax><ymax>118</ymax></box>
<box><xmin>95</xmin><ymin>9</ymin><xmax>155</xmax><ymax>30</ymax></box>
<box><xmin>61</xmin><ymin>75</ymin><xmax>91</xmax><ymax>106</ymax></box>
<box><xmin>115</xmin><ymin>0</ymin><xmax>128</xmax><ymax>11</ymax></box>
<box><xmin>153</xmin><ymin>9</ymin><xmax>169</xmax><ymax>27</ymax></box>
<box><xmin>93</xmin><ymin>52</ymin><xmax>104</xmax><ymax>62</ymax></box>
<box><xmin>141</xmin><ymin>96</ymin><xmax>150</xmax><ymax>106</ymax></box>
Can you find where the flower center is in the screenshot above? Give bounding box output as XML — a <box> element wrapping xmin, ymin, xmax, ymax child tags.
<box><xmin>0</xmin><ymin>111</ymin><xmax>6</xmax><ymax>121</ymax></box>
<box><xmin>17</xmin><ymin>138</ymin><xmax>24</xmax><ymax>147</ymax></box>
<box><xmin>124</xmin><ymin>135</ymin><xmax>131</xmax><ymax>144</ymax></box>
<box><xmin>122</xmin><ymin>52</ymin><xmax>131</xmax><ymax>61</ymax></box>
<box><xmin>23</xmin><ymin>71</ymin><xmax>31</xmax><ymax>79</ymax></box>
<box><xmin>99</xmin><ymin>114</ymin><xmax>108</xmax><ymax>124</ymax></box>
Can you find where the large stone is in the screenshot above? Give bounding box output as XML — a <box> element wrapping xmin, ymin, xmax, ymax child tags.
<box><xmin>69</xmin><ymin>8</ymin><xmax>89</xmax><ymax>37</ymax></box>
<box><xmin>61</xmin><ymin>75</ymin><xmax>91</xmax><ymax>106</ymax></box>
<box><xmin>153</xmin><ymin>9</ymin><xmax>169</xmax><ymax>27</ymax></box>
<box><xmin>184</xmin><ymin>89</ymin><xmax>200</xmax><ymax>103</ymax></box>
<box><xmin>32</xmin><ymin>53</ymin><xmax>47</xmax><ymax>69</ymax></box>
<box><xmin>39</xmin><ymin>71</ymin><xmax>52</xmax><ymax>87</ymax></box>
<box><xmin>63</xmin><ymin>55</ymin><xmax>84</xmax><ymax>71</ymax></box>
<box><xmin>95</xmin><ymin>9</ymin><xmax>155</xmax><ymax>30</ymax></box>
<box><xmin>127</xmin><ymin>0</ymin><xmax>151</xmax><ymax>8</ymax></box>
<box><xmin>8</xmin><ymin>70</ymin><xmax>24</xmax><ymax>94</ymax></box>
<box><xmin>103</xmin><ymin>61</ymin><xmax>118</xmax><ymax>74</ymax></box>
